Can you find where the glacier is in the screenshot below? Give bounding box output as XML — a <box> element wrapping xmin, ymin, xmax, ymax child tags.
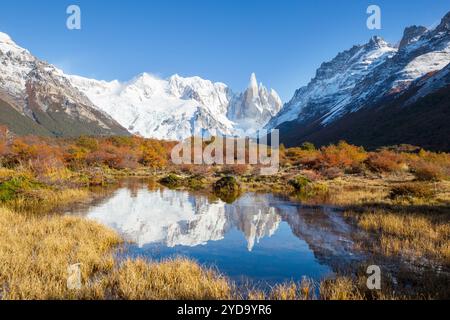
<box><xmin>69</xmin><ymin>72</ymin><xmax>282</xmax><ymax>140</ymax></box>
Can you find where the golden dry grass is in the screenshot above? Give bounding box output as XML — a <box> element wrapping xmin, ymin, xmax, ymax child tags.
<box><xmin>0</xmin><ymin>167</ymin><xmax>90</xmax><ymax>214</ymax></box>
<box><xmin>0</xmin><ymin>206</ymin><xmax>234</xmax><ymax>300</ymax></box>
<box><xmin>0</xmin><ymin>168</ymin><xmax>17</xmax><ymax>179</ymax></box>
<box><xmin>1</xmin><ymin>201</ymin><xmax>395</xmax><ymax>301</ymax></box>
<box><xmin>7</xmin><ymin>188</ymin><xmax>90</xmax><ymax>214</ymax></box>
<box><xmin>0</xmin><ymin>206</ymin><xmax>122</xmax><ymax>300</ymax></box>
<box><xmin>268</xmin><ymin>278</ymin><xmax>316</xmax><ymax>300</ymax></box>
<box><xmin>317</xmin><ymin>175</ymin><xmax>450</xmax><ymax>206</ymax></box>
<box><xmin>319</xmin><ymin>277</ymin><xmax>365</xmax><ymax>300</ymax></box>
<box><xmin>249</xmin><ymin>277</ymin><xmax>396</xmax><ymax>300</ymax></box>
<box><xmin>323</xmin><ymin>176</ymin><xmax>391</xmax><ymax>205</ymax></box>
<box><xmin>318</xmin><ymin>275</ymin><xmax>410</xmax><ymax>300</ymax></box>
<box><xmin>108</xmin><ymin>258</ymin><xmax>233</xmax><ymax>300</ymax></box>
<box><xmin>352</xmin><ymin>210</ymin><xmax>450</xmax><ymax>266</ymax></box>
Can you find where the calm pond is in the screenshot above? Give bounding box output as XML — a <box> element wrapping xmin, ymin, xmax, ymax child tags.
<box><xmin>68</xmin><ymin>179</ymin><xmax>364</xmax><ymax>288</ymax></box>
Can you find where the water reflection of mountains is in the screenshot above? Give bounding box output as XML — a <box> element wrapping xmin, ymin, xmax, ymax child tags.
<box><xmin>78</xmin><ymin>181</ymin><xmax>363</xmax><ymax>267</ymax></box>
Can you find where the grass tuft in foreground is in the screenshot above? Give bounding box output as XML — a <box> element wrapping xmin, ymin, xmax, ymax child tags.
<box><xmin>109</xmin><ymin>258</ymin><xmax>233</xmax><ymax>300</ymax></box>
<box><xmin>0</xmin><ymin>206</ymin><xmax>234</xmax><ymax>300</ymax></box>
<box><xmin>348</xmin><ymin>208</ymin><xmax>450</xmax><ymax>266</ymax></box>
<box><xmin>0</xmin><ymin>207</ymin><xmax>122</xmax><ymax>300</ymax></box>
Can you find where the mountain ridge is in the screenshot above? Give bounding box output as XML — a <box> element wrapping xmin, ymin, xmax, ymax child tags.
<box><xmin>0</xmin><ymin>31</ymin><xmax>130</xmax><ymax>137</ymax></box>
<box><xmin>0</xmin><ymin>30</ymin><xmax>282</xmax><ymax>140</ymax></box>
<box><xmin>1</xmin><ymin>10</ymin><xmax>449</xmax><ymax>148</ymax></box>
<box><xmin>269</xmin><ymin>11</ymin><xmax>450</xmax><ymax>151</ymax></box>
<box><xmin>69</xmin><ymin>72</ymin><xmax>282</xmax><ymax>140</ymax></box>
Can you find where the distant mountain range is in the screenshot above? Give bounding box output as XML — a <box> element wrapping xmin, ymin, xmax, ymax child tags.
<box><xmin>267</xmin><ymin>11</ymin><xmax>450</xmax><ymax>151</ymax></box>
<box><xmin>69</xmin><ymin>72</ymin><xmax>281</xmax><ymax>140</ymax></box>
<box><xmin>0</xmin><ymin>32</ymin><xmax>129</xmax><ymax>137</ymax></box>
<box><xmin>0</xmin><ymin>31</ymin><xmax>281</xmax><ymax>140</ymax></box>
<box><xmin>0</xmin><ymin>11</ymin><xmax>449</xmax><ymax>150</ymax></box>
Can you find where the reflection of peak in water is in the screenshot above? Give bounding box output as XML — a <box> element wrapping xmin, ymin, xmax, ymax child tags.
<box><xmin>279</xmin><ymin>207</ymin><xmax>363</xmax><ymax>268</ymax></box>
<box><xmin>226</xmin><ymin>194</ymin><xmax>281</xmax><ymax>251</ymax></box>
<box><xmin>85</xmin><ymin>187</ymin><xmax>282</xmax><ymax>250</ymax></box>
<box><xmin>84</xmin><ymin>186</ymin><xmax>360</xmax><ymax>266</ymax></box>
<box><xmin>167</xmin><ymin>195</ymin><xmax>282</xmax><ymax>250</ymax></box>
<box><xmin>77</xmin><ymin>184</ymin><xmax>365</xmax><ymax>278</ymax></box>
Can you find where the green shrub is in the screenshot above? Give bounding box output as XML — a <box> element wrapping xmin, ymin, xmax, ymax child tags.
<box><xmin>0</xmin><ymin>175</ymin><xmax>44</xmax><ymax>202</ymax></box>
<box><xmin>76</xmin><ymin>136</ymin><xmax>99</xmax><ymax>151</ymax></box>
<box><xmin>213</xmin><ymin>176</ymin><xmax>241</xmax><ymax>203</ymax></box>
<box><xmin>288</xmin><ymin>176</ymin><xmax>311</xmax><ymax>192</ymax></box>
<box><xmin>300</xmin><ymin>142</ymin><xmax>316</xmax><ymax>151</ymax></box>
<box><xmin>293</xmin><ymin>182</ymin><xmax>329</xmax><ymax>202</ymax></box>
<box><xmin>159</xmin><ymin>174</ymin><xmax>182</xmax><ymax>188</ymax></box>
<box><xmin>186</xmin><ymin>175</ymin><xmax>206</xmax><ymax>190</ymax></box>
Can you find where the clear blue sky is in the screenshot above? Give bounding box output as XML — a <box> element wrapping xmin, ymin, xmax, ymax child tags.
<box><xmin>0</xmin><ymin>0</ymin><xmax>448</xmax><ymax>101</ymax></box>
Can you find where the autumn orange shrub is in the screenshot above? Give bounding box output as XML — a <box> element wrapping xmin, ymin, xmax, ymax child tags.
<box><xmin>321</xmin><ymin>167</ymin><xmax>343</xmax><ymax>180</ymax></box>
<box><xmin>62</xmin><ymin>136</ymin><xmax>170</xmax><ymax>170</ymax></box>
<box><xmin>0</xmin><ymin>124</ymin><xmax>448</xmax><ymax>183</ymax></box>
<box><xmin>405</xmin><ymin>150</ymin><xmax>450</xmax><ymax>181</ymax></box>
<box><xmin>9</xmin><ymin>137</ymin><xmax>65</xmax><ymax>175</ymax></box>
<box><xmin>64</xmin><ymin>144</ymin><xmax>88</xmax><ymax>167</ymax></box>
<box><xmin>0</xmin><ymin>125</ymin><xmax>8</xmax><ymax>155</ymax></box>
<box><xmin>412</xmin><ymin>160</ymin><xmax>446</xmax><ymax>181</ymax></box>
<box><xmin>139</xmin><ymin>140</ymin><xmax>168</xmax><ymax>169</ymax></box>
<box><xmin>317</xmin><ymin>141</ymin><xmax>368</xmax><ymax>171</ymax></box>
<box><xmin>300</xmin><ymin>169</ymin><xmax>322</xmax><ymax>181</ymax></box>
<box><xmin>366</xmin><ymin>150</ymin><xmax>405</xmax><ymax>173</ymax></box>
<box><xmin>389</xmin><ymin>183</ymin><xmax>435</xmax><ymax>200</ymax></box>
<box><xmin>84</xmin><ymin>143</ymin><xmax>138</xmax><ymax>170</ymax></box>
<box><xmin>285</xmin><ymin>148</ymin><xmax>320</xmax><ymax>167</ymax></box>
<box><xmin>0</xmin><ymin>141</ymin><xmax>7</xmax><ymax>159</ymax></box>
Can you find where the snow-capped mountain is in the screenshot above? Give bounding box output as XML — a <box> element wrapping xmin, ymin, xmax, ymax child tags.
<box><xmin>269</xmin><ymin>11</ymin><xmax>450</xmax><ymax>130</ymax></box>
<box><xmin>269</xmin><ymin>11</ymin><xmax>450</xmax><ymax>151</ymax></box>
<box><xmin>69</xmin><ymin>72</ymin><xmax>282</xmax><ymax>140</ymax></box>
<box><xmin>267</xmin><ymin>36</ymin><xmax>398</xmax><ymax>129</ymax></box>
<box><xmin>340</xmin><ymin>13</ymin><xmax>450</xmax><ymax>119</ymax></box>
<box><xmin>0</xmin><ymin>32</ymin><xmax>129</xmax><ymax>137</ymax></box>
<box><xmin>227</xmin><ymin>73</ymin><xmax>282</xmax><ymax>133</ymax></box>
<box><xmin>68</xmin><ymin>73</ymin><xmax>235</xmax><ymax>140</ymax></box>
<box><xmin>407</xmin><ymin>62</ymin><xmax>450</xmax><ymax>104</ymax></box>
<box><xmin>2</xmin><ymin>10</ymin><xmax>448</xmax><ymax>147</ymax></box>
<box><xmin>0</xmin><ymin>30</ymin><xmax>281</xmax><ymax>140</ymax></box>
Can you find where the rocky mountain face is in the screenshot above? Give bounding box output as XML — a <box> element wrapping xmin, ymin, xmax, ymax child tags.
<box><xmin>398</xmin><ymin>25</ymin><xmax>428</xmax><ymax>50</ymax></box>
<box><xmin>69</xmin><ymin>72</ymin><xmax>281</xmax><ymax>140</ymax></box>
<box><xmin>267</xmin><ymin>36</ymin><xmax>398</xmax><ymax>129</ymax></box>
<box><xmin>227</xmin><ymin>73</ymin><xmax>282</xmax><ymax>133</ymax></box>
<box><xmin>277</xmin><ymin>70</ymin><xmax>450</xmax><ymax>151</ymax></box>
<box><xmin>269</xmin><ymin>11</ymin><xmax>450</xmax><ymax>151</ymax></box>
<box><xmin>0</xmin><ymin>32</ymin><xmax>129</xmax><ymax>137</ymax></box>
<box><xmin>0</xmin><ymin>31</ymin><xmax>281</xmax><ymax>140</ymax></box>
<box><xmin>68</xmin><ymin>73</ymin><xmax>235</xmax><ymax>140</ymax></box>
